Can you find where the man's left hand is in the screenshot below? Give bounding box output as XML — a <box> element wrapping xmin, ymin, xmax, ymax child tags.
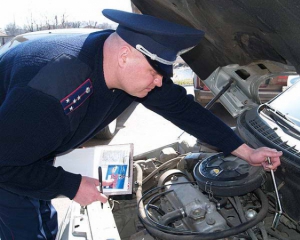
<box><xmin>247</xmin><ymin>147</ymin><xmax>282</xmax><ymax>170</ymax></box>
<box><xmin>232</xmin><ymin>144</ymin><xmax>282</xmax><ymax>170</ymax></box>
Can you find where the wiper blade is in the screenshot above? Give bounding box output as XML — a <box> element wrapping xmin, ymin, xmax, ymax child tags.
<box><xmin>262</xmin><ymin>104</ymin><xmax>300</xmax><ymax>136</ymax></box>
<box><xmin>263</xmin><ymin>104</ymin><xmax>295</xmax><ymax>124</ymax></box>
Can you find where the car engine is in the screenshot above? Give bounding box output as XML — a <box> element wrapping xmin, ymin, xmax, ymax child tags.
<box><xmin>111</xmin><ymin>144</ymin><xmax>300</xmax><ymax>240</ymax></box>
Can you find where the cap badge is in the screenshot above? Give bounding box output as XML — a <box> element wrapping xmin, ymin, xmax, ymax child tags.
<box><xmin>136</xmin><ymin>44</ymin><xmax>195</xmax><ymax>65</ymax></box>
<box><xmin>136</xmin><ymin>44</ymin><xmax>174</xmax><ymax>65</ymax></box>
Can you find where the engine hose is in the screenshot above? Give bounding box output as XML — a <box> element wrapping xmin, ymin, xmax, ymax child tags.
<box><xmin>148</xmin><ymin>204</ymin><xmax>166</xmax><ymax>216</ymax></box>
<box><xmin>158</xmin><ymin>209</ymin><xmax>185</xmax><ymax>226</ymax></box>
<box><xmin>258</xmin><ymin>222</ymin><xmax>268</xmax><ymax>240</ymax></box>
<box><xmin>135</xmin><ymin>162</ymin><xmax>269</xmax><ymax>240</ymax></box>
<box><xmin>233</xmin><ymin>196</ymin><xmax>258</xmax><ymax>240</ymax></box>
<box><xmin>265</xmin><ymin>227</ymin><xmax>290</xmax><ymax>240</ymax></box>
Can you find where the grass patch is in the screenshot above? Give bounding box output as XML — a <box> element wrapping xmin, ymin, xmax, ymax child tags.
<box><xmin>173</xmin><ymin>78</ymin><xmax>193</xmax><ymax>86</ymax></box>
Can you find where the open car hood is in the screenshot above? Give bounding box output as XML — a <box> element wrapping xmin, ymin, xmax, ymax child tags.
<box><xmin>132</xmin><ymin>0</ymin><xmax>300</xmax><ymax>79</ymax></box>
<box><xmin>132</xmin><ymin>0</ymin><xmax>299</xmax><ymax>115</ymax></box>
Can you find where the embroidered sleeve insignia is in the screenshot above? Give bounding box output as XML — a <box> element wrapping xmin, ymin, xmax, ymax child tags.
<box><xmin>60</xmin><ymin>79</ymin><xmax>93</xmax><ymax>115</ymax></box>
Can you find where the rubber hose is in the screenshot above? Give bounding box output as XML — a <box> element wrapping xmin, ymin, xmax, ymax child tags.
<box><xmin>148</xmin><ymin>204</ymin><xmax>165</xmax><ymax>215</ymax></box>
<box><xmin>158</xmin><ymin>209</ymin><xmax>185</xmax><ymax>226</ymax></box>
<box><xmin>266</xmin><ymin>227</ymin><xmax>290</xmax><ymax>240</ymax></box>
<box><xmin>134</xmin><ymin>163</ymin><xmax>145</xmax><ymax>220</ymax></box>
<box><xmin>234</xmin><ymin>196</ymin><xmax>258</xmax><ymax>240</ymax></box>
<box><xmin>258</xmin><ymin>222</ymin><xmax>268</xmax><ymax>240</ymax></box>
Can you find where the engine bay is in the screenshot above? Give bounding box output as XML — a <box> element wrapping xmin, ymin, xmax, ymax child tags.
<box><xmin>55</xmin><ymin>68</ymin><xmax>300</xmax><ymax>240</ymax></box>
<box><xmin>111</xmin><ymin>142</ymin><xmax>299</xmax><ymax>240</ymax></box>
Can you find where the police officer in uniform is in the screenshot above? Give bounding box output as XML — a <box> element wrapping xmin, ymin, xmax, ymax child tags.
<box><xmin>0</xmin><ymin>9</ymin><xmax>282</xmax><ymax>239</ymax></box>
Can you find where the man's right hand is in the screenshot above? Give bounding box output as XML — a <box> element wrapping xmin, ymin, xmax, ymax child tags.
<box><xmin>73</xmin><ymin>176</ymin><xmax>113</xmax><ymax>206</ymax></box>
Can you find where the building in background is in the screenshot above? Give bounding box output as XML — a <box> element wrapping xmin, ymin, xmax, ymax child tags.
<box><xmin>0</xmin><ymin>31</ymin><xmax>13</xmax><ymax>46</ymax></box>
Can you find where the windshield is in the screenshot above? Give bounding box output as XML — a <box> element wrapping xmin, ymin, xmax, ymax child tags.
<box><xmin>269</xmin><ymin>81</ymin><xmax>300</xmax><ymax>127</ymax></box>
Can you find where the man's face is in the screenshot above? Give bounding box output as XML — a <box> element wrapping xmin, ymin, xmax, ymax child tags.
<box><xmin>118</xmin><ymin>48</ymin><xmax>163</xmax><ymax>98</ymax></box>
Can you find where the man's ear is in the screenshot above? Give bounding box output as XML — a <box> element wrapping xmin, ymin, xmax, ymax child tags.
<box><xmin>118</xmin><ymin>46</ymin><xmax>131</xmax><ymax>68</ymax></box>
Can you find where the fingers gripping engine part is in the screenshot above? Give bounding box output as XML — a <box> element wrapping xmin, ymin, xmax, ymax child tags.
<box><xmin>194</xmin><ymin>153</ymin><xmax>266</xmax><ymax>197</ymax></box>
<box><xmin>157</xmin><ymin>170</ymin><xmax>228</xmax><ymax>233</ymax></box>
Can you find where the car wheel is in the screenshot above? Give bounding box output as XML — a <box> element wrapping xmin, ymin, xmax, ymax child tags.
<box><xmin>95</xmin><ymin>119</ymin><xmax>117</xmax><ymax>140</ymax></box>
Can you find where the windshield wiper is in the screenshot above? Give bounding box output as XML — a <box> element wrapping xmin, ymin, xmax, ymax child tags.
<box><xmin>262</xmin><ymin>104</ymin><xmax>300</xmax><ymax>136</ymax></box>
<box><xmin>263</xmin><ymin>104</ymin><xmax>295</xmax><ymax>124</ymax></box>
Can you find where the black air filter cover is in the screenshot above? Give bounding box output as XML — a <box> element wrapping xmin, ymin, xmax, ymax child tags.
<box><xmin>194</xmin><ymin>153</ymin><xmax>266</xmax><ymax>196</ymax></box>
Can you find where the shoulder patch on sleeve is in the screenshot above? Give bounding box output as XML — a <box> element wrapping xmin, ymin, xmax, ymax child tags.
<box><xmin>60</xmin><ymin>78</ymin><xmax>93</xmax><ymax>115</ymax></box>
<box><xmin>28</xmin><ymin>53</ymin><xmax>92</xmax><ymax>102</ymax></box>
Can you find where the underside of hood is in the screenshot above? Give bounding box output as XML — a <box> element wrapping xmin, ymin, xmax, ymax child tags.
<box><xmin>131</xmin><ymin>0</ymin><xmax>300</xmax><ymax>80</ymax></box>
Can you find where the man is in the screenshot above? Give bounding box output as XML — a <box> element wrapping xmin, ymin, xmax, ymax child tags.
<box><xmin>0</xmin><ymin>9</ymin><xmax>281</xmax><ymax>239</ymax></box>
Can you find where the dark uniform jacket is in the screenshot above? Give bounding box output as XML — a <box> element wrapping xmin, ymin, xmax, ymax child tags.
<box><xmin>0</xmin><ymin>30</ymin><xmax>243</xmax><ymax>200</ymax></box>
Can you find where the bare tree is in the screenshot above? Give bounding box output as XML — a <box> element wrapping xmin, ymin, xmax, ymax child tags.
<box><xmin>97</xmin><ymin>22</ymin><xmax>114</xmax><ymax>30</ymax></box>
<box><xmin>4</xmin><ymin>11</ymin><xmax>115</xmax><ymax>34</ymax></box>
<box><xmin>67</xmin><ymin>21</ymin><xmax>81</xmax><ymax>28</ymax></box>
<box><xmin>54</xmin><ymin>15</ymin><xmax>58</xmax><ymax>29</ymax></box>
<box><xmin>34</xmin><ymin>19</ymin><xmax>44</xmax><ymax>32</ymax></box>
<box><xmin>43</xmin><ymin>16</ymin><xmax>52</xmax><ymax>30</ymax></box>
<box><xmin>61</xmin><ymin>14</ymin><xmax>68</xmax><ymax>28</ymax></box>
<box><xmin>84</xmin><ymin>20</ymin><xmax>98</xmax><ymax>28</ymax></box>
<box><xmin>5</xmin><ymin>22</ymin><xmax>24</xmax><ymax>36</ymax></box>
<box><xmin>24</xmin><ymin>13</ymin><xmax>35</xmax><ymax>32</ymax></box>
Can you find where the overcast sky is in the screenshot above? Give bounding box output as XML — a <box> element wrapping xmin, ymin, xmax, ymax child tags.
<box><xmin>0</xmin><ymin>0</ymin><xmax>132</xmax><ymax>30</ymax></box>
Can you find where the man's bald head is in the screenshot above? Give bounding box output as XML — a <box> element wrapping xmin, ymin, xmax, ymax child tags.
<box><xmin>102</xmin><ymin>32</ymin><xmax>163</xmax><ymax>98</ymax></box>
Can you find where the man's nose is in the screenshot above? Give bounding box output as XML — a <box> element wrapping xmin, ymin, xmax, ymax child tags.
<box><xmin>154</xmin><ymin>76</ymin><xmax>163</xmax><ymax>87</ymax></box>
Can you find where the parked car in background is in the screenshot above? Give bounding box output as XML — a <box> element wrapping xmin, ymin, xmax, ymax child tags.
<box><xmin>193</xmin><ymin>70</ymin><xmax>288</xmax><ymax>107</ymax></box>
<box><xmin>287</xmin><ymin>75</ymin><xmax>300</xmax><ymax>87</ymax></box>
